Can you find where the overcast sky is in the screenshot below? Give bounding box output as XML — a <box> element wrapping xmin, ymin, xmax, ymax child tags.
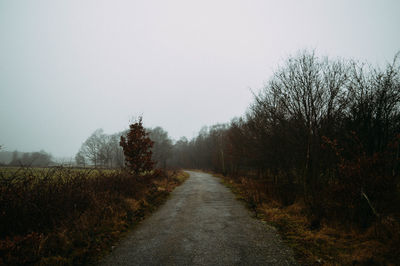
<box><xmin>1</xmin><ymin>0</ymin><xmax>399</xmax><ymax>157</ymax></box>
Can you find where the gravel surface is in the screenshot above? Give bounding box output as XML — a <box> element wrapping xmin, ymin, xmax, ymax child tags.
<box><xmin>100</xmin><ymin>171</ymin><xmax>297</xmax><ymax>266</ymax></box>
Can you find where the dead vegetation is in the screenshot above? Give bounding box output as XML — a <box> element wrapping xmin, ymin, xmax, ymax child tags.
<box><xmin>0</xmin><ymin>167</ymin><xmax>188</xmax><ymax>265</ymax></box>
<box><xmin>219</xmin><ymin>175</ymin><xmax>400</xmax><ymax>265</ymax></box>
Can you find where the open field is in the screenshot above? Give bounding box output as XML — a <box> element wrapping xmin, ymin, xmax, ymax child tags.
<box><xmin>0</xmin><ymin>166</ymin><xmax>121</xmax><ymax>179</ymax></box>
<box><xmin>0</xmin><ymin>166</ymin><xmax>188</xmax><ymax>265</ymax></box>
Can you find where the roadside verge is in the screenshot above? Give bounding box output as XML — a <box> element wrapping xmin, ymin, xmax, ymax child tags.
<box><xmin>214</xmin><ymin>173</ymin><xmax>398</xmax><ymax>265</ymax></box>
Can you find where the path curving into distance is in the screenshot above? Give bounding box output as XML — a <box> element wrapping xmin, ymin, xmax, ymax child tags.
<box><xmin>101</xmin><ymin>171</ymin><xmax>297</xmax><ymax>266</ymax></box>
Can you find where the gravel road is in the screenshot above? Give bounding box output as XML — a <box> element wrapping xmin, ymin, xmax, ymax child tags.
<box><xmin>101</xmin><ymin>171</ymin><xmax>297</xmax><ymax>265</ymax></box>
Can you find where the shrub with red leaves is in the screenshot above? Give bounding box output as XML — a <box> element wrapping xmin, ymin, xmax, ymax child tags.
<box><xmin>120</xmin><ymin>117</ymin><xmax>155</xmax><ymax>174</ymax></box>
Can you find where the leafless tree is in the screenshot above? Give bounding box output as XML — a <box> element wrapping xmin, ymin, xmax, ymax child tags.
<box><xmin>149</xmin><ymin>127</ymin><xmax>173</xmax><ymax>169</ymax></box>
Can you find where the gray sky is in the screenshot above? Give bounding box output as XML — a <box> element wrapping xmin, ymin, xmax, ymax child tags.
<box><xmin>1</xmin><ymin>0</ymin><xmax>399</xmax><ymax>157</ymax></box>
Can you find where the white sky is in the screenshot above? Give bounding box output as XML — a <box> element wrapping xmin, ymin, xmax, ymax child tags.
<box><xmin>1</xmin><ymin>0</ymin><xmax>399</xmax><ymax>157</ymax></box>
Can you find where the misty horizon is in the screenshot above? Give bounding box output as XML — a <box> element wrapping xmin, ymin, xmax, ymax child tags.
<box><xmin>1</xmin><ymin>0</ymin><xmax>400</xmax><ymax>157</ymax></box>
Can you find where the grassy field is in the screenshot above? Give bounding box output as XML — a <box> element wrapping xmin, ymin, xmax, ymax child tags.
<box><xmin>0</xmin><ymin>166</ymin><xmax>189</xmax><ymax>265</ymax></box>
<box><xmin>0</xmin><ymin>166</ymin><xmax>120</xmax><ymax>179</ymax></box>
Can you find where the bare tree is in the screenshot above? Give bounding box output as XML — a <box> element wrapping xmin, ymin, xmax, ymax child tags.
<box><xmin>149</xmin><ymin>127</ymin><xmax>173</xmax><ymax>169</ymax></box>
<box><xmin>79</xmin><ymin>129</ymin><xmax>105</xmax><ymax>167</ymax></box>
<box><xmin>75</xmin><ymin>151</ymin><xmax>86</xmax><ymax>167</ymax></box>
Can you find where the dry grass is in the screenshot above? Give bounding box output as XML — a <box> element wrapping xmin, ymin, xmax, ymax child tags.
<box><xmin>218</xmin><ymin>174</ymin><xmax>400</xmax><ymax>265</ymax></box>
<box><xmin>0</xmin><ymin>167</ymin><xmax>188</xmax><ymax>265</ymax></box>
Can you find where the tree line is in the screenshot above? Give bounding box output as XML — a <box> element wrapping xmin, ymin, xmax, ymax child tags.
<box><xmin>74</xmin><ymin>50</ymin><xmax>399</xmax><ymax>228</ymax></box>
<box><xmin>170</xmin><ymin>50</ymin><xmax>400</xmax><ymax>228</ymax></box>
<box><xmin>5</xmin><ymin>150</ymin><xmax>53</xmax><ymax>167</ymax></box>
<box><xmin>75</xmin><ymin>126</ymin><xmax>172</xmax><ymax>169</ymax></box>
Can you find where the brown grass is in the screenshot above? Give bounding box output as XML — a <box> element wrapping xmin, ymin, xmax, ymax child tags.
<box><xmin>0</xmin><ymin>167</ymin><xmax>188</xmax><ymax>265</ymax></box>
<box><xmin>218</xmin><ymin>174</ymin><xmax>400</xmax><ymax>265</ymax></box>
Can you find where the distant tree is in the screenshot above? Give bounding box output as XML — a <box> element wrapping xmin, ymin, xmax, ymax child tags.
<box><xmin>79</xmin><ymin>129</ymin><xmax>105</xmax><ymax>167</ymax></box>
<box><xmin>149</xmin><ymin>127</ymin><xmax>173</xmax><ymax>169</ymax></box>
<box><xmin>169</xmin><ymin>137</ymin><xmax>191</xmax><ymax>168</ymax></box>
<box><xmin>120</xmin><ymin>117</ymin><xmax>154</xmax><ymax>174</ymax></box>
<box><xmin>109</xmin><ymin>134</ymin><xmax>125</xmax><ymax>167</ymax></box>
<box><xmin>77</xmin><ymin>129</ymin><xmax>126</xmax><ymax>168</ymax></box>
<box><xmin>11</xmin><ymin>150</ymin><xmax>18</xmax><ymax>162</ymax></box>
<box><xmin>9</xmin><ymin>150</ymin><xmax>52</xmax><ymax>166</ymax></box>
<box><xmin>75</xmin><ymin>151</ymin><xmax>86</xmax><ymax>167</ymax></box>
<box><xmin>30</xmin><ymin>151</ymin><xmax>52</xmax><ymax>166</ymax></box>
<box><xmin>98</xmin><ymin>134</ymin><xmax>113</xmax><ymax>167</ymax></box>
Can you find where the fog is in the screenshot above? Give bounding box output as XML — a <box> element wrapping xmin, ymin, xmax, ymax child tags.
<box><xmin>1</xmin><ymin>0</ymin><xmax>399</xmax><ymax>158</ymax></box>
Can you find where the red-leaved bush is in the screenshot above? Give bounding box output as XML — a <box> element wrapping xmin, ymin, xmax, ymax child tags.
<box><xmin>120</xmin><ymin>117</ymin><xmax>154</xmax><ymax>174</ymax></box>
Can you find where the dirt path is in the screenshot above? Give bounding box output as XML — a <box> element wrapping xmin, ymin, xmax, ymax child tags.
<box><xmin>101</xmin><ymin>171</ymin><xmax>296</xmax><ymax>265</ymax></box>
